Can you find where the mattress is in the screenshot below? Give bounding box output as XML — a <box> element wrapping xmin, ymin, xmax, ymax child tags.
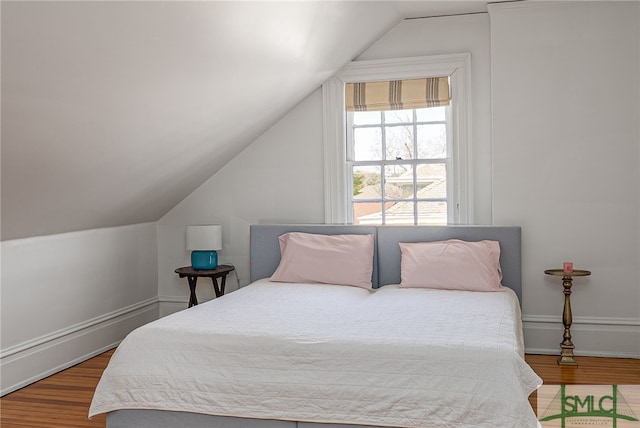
<box><xmin>90</xmin><ymin>279</ymin><xmax>542</xmax><ymax>427</ymax></box>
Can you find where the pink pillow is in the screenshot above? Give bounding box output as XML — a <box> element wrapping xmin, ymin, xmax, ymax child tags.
<box><xmin>270</xmin><ymin>232</ymin><xmax>374</xmax><ymax>289</ymax></box>
<box><xmin>399</xmin><ymin>239</ymin><xmax>504</xmax><ymax>291</ymax></box>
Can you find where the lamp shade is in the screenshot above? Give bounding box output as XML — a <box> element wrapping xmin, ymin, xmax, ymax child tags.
<box><xmin>186</xmin><ymin>225</ymin><xmax>222</xmax><ymax>251</ymax></box>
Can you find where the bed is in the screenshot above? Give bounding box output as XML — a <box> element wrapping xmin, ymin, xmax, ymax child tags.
<box><xmin>90</xmin><ymin>225</ymin><xmax>542</xmax><ymax>428</ymax></box>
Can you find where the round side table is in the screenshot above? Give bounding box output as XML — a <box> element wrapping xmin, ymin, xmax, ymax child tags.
<box><xmin>175</xmin><ymin>265</ymin><xmax>235</xmax><ymax>307</ymax></box>
<box><xmin>544</xmin><ymin>268</ymin><xmax>591</xmax><ymax>366</ymax></box>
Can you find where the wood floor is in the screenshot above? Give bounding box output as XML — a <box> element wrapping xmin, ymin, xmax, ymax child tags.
<box><xmin>0</xmin><ymin>349</ymin><xmax>115</xmax><ymax>428</ymax></box>
<box><xmin>0</xmin><ymin>350</ymin><xmax>638</xmax><ymax>427</ymax></box>
<box><xmin>524</xmin><ymin>354</ymin><xmax>640</xmax><ymax>412</ymax></box>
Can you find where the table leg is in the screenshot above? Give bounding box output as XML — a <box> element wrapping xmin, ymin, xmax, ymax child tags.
<box><xmin>187</xmin><ymin>276</ymin><xmax>198</xmax><ymax>307</ymax></box>
<box><xmin>210</xmin><ymin>276</ymin><xmax>221</xmax><ymax>298</ymax></box>
<box><xmin>220</xmin><ymin>275</ymin><xmax>227</xmax><ymax>296</ymax></box>
<box><xmin>558</xmin><ymin>276</ymin><xmax>578</xmax><ymax>366</ymax></box>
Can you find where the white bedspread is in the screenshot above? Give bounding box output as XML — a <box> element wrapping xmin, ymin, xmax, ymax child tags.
<box><xmin>90</xmin><ymin>279</ymin><xmax>542</xmax><ymax>427</ymax></box>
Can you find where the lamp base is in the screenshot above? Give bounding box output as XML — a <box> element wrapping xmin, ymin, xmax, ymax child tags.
<box><xmin>191</xmin><ymin>250</ymin><xmax>218</xmax><ymax>270</ymax></box>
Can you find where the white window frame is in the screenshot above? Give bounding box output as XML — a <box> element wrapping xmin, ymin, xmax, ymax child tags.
<box><xmin>322</xmin><ymin>53</ymin><xmax>473</xmax><ymax>225</ymax></box>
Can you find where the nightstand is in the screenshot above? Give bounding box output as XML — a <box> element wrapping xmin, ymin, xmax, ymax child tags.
<box><xmin>175</xmin><ymin>264</ymin><xmax>235</xmax><ymax>307</ymax></box>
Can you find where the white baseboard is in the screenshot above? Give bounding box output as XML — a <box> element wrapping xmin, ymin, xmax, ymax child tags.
<box><xmin>1</xmin><ymin>298</ymin><xmax>159</xmax><ymax>396</ymax></box>
<box><xmin>158</xmin><ymin>295</ymin><xmax>215</xmax><ymax>318</ymax></box>
<box><xmin>158</xmin><ymin>296</ymin><xmax>188</xmax><ymax>318</ymax></box>
<box><xmin>523</xmin><ymin>315</ymin><xmax>640</xmax><ymax>358</ymax></box>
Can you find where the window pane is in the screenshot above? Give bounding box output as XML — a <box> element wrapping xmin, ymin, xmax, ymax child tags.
<box><xmin>416</xmin><ymin>106</ymin><xmax>445</xmax><ymax>122</ymax></box>
<box><xmin>417</xmin><ymin>201</ymin><xmax>447</xmax><ymax>225</ymax></box>
<box><xmin>353</xmin><ymin>111</ymin><xmax>381</xmax><ymax>125</ymax></box>
<box><xmin>416</xmin><ymin>163</ymin><xmax>447</xmax><ymax>199</ymax></box>
<box><xmin>383</xmin><ymin>201</ymin><xmax>415</xmax><ymax>225</ymax></box>
<box><xmin>352</xmin><ymin>165</ymin><xmax>381</xmax><ymax>200</ymax></box>
<box><xmin>384</xmin><ymin>109</ymin><xmax>412</xmax><ymax>124</ymax></box>
<box><xmin>417</xmin><ymin>124</ymin><xmax>446</xmax><ymax>159</ymax></box>
<box><xmin>353</xmin><ymin>202</ymin><xmax>383</xmax><ymax>225</ymax></box>
<box><xmin>385</xmin><ymin>125</ymin><xmax>414</xmax><ymax>160</ymax></box>
<box><xmin>354</xmin><ymin>128</ymin><xmax>382</xmax><ymax>161</ymax></box>
<box><xmin>384</xmin><ymin>164</ymin><xmax>412</xmax><ymax>199</ymax></box>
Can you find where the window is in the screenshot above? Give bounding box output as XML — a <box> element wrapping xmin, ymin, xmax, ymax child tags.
<box><xmin>323</xmin><ymin>54</ymin><xmax>471</xmax><ymax>225</ymax></box>
<box><xmin>348</xmin><ymin>103</ymin><xmax>452</xmax><ymax>225</ymax></box>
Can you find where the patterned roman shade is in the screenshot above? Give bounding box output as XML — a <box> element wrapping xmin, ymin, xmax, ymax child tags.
<box><xmin>345</xmin><ymin>77</ymin><xmax>450</xmax><ymax>112</ymax></box>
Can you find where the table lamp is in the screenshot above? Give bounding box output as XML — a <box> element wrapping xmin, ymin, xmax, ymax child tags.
<box><xmin>186</xmin><ymin>225</ymin><xmax>222</xmax><ymax>270</ymax></box>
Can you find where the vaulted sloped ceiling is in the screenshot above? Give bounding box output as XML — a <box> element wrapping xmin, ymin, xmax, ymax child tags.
<box><xmin>1</xmin><ymin>1</ymin><xmax>487</xmax><ymax>240</ymax></box>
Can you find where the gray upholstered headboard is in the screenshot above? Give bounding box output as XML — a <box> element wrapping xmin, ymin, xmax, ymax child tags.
<box><xmin>250</xmin><ymin>224</ymin><xmax>522</xmax><ymax>302</ymax></box>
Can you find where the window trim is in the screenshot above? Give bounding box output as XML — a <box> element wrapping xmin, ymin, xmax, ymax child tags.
<box><xmin>322</xmin><ymin>53</ymin><xmax>472</xmax><ymax>225</ymax></box>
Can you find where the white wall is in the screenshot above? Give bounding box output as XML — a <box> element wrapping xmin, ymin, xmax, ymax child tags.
<box><xmin>157</xmin><ymin>90</ymin><xmax>325</xmax><ymax>316</ymax></box>
<box><xmin>157</xmin><ymin>5</ymin><xmax>639</xmax><ymax>356</ymax></box>
<box><xmin>156</xmin><ymin>14</ymin><xmax>492</xmax><ymax>315</ymax></box>
<box><xmin>1</xmin><ymin>223</ymin><xmax>159</xmax><ymax>394</ymax></box>
<box><xmin>490</xmin><ymin>1</ymin><xmax>640</xmax><ymax>356</ymax></box>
